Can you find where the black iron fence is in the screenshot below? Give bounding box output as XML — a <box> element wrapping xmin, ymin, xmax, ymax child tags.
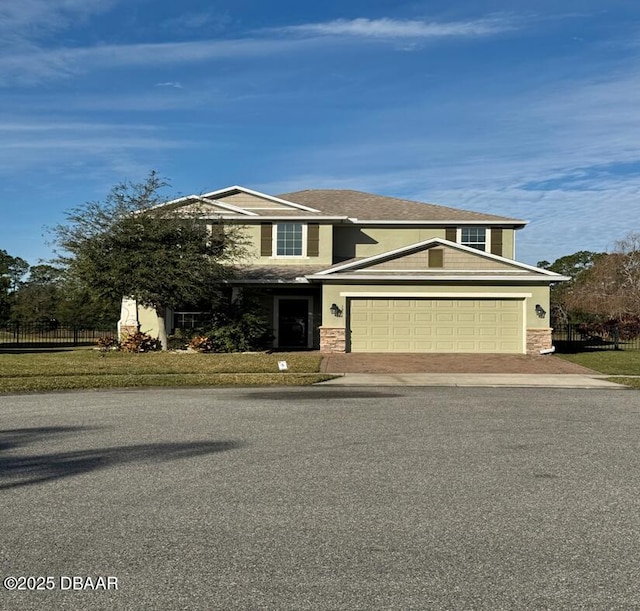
<box><xmin>552</xmin><ymin>323</ymin><xmax>640</xmax><ymax>352</ymax></box>
<box><xmin>0</xmin><ymin>322</ymin><xmax>115</xmax><ymax>347</ymax></box>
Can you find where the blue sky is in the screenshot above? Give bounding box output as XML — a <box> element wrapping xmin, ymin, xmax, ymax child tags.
<box><xmin>1</xmin><ymin>0</ymin><xmax>639</xmax><ymax>267</ymax></box>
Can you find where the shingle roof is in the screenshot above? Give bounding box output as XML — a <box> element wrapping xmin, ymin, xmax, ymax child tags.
<box><xmin>277</xmin><ymin>189</ymin><xmax>524</xmax><ymax>224</ymax></box>
<box><xmin>231</xmin><ymin>264</ymin><xmax>327</xmax><ymax>282</ymax></box>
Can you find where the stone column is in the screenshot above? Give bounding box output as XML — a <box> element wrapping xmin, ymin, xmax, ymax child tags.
<box><xmin>118</xmin><ymin>298</ymin><xmax>139</xmax><ymax>337</ymax></box>
<box><xmin>320</xmin><ymin>327</ymin><xmax>346</xmax><ymax>353</ymax></box>
<box><xmin>526</xmin><ymin>328</ymin><xmax>553</xmax><ymax>354</ymax></box>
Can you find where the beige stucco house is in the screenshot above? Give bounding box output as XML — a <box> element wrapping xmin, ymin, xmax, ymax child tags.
<box><xmin>119</xmin><ymin>186</ymin><xmax>568</xmax><ymax>354</ymax></box>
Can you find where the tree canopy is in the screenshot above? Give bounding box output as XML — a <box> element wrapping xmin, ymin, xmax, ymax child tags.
<box><xmin>0</xmin><ymin>249</ymin><xmax>29</xmax><ymax>323</ymax></box>
<box><xmin>51</xmin><ymin>171</ymin><xmax>244</xmax><ymax>347</ymax></box>
<box><xmin>540</xmin><ymin>234</ymin><xmax>640</xmax><ymax>325</ymax></box>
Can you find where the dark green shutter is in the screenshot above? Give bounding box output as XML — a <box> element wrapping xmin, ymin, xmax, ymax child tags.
<box><xmin>307</xmin><ymin>223</ymin><xmax>320</xmax><ymax>257</ymax></box>
<box><xmin>260</xmin><ymin>223</ymin><xmax>272</xmax><ymax>256</ymax></box>
<box><xmin>428</xmin><ymin>248</ymin><xmax>444</xmax><ymax>268</ymax></box>
<box><xmin>490</xmin><ymin>228</ymin><xmax>503</xmax><ymax>257</ymax></box>
<box><xmin>445</xmin><ymin>228</ymin><xmax>457</xmax><ymax>242</ymax></box>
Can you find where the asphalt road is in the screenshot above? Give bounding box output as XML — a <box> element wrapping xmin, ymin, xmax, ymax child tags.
<box><xmin>1</xmin><ymin>386</ymin><xmax>639</xmax><ymax>610</ymax></box>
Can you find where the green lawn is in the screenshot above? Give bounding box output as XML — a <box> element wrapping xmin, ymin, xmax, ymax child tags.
<box><xmin>558</xmin><ymin>350</ymin><xmax>640</xmax><ymax>389</ymax></box>
<box><xmin>557</xmin><ymin>350</ymin><xmax>640</xmax><ymax>375</ymax></box>
<box><xmin>0</xmin><ymin>350</ymin><xmax>334</xmax><ymax>393</ymax></box>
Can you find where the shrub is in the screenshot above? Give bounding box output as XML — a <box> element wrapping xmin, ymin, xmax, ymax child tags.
<box><xmin>120</xmin><ymin>331</ymin><xmax>162</xmax><ymax>353</ymax></box>
<box><xmin>188</xmin><ymin>335</ymin><xmax>214</xmax><ymax>353</ymax></box>
<box><xmin>95</xmin><ymin>336</ymin><xmax>120</xmax><ymax>351</ymax></box>
<box><xmin>204</xmin><ymin>312</ymin><xmax>273</xmax><ymax>353</ymax></box>
<box><xmin>167</xmin><ymin>329</ymin><xmax>191</xmax><ymax>351</ymax></box>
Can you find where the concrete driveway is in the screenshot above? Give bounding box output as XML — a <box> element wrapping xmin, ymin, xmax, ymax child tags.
<box><xmin>1</xmin><ymin>386</ymin><xmax>639</xmax><ymax>610</ymax></box>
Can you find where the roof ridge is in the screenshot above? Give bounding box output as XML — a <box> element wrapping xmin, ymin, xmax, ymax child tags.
<box><xmin>277</xmin><ymin>189</ymin><xmax>525</xmax><ymax>224</ymax></box>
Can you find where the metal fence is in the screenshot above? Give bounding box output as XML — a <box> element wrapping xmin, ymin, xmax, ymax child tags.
<box><xmin>0</xmin><ymin>322</ymin><xmax>115</xmax><ymax>347</ymax></box>
<box><xmin>552</xmin><ymin>323</ymin><xmax>640</xmax><ymax>352</ymax></box>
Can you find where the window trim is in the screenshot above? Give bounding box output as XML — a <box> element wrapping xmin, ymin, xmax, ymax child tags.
<box><xmin>272</xmin><ymin>222</ymin><xmax>308</xmax><ymax>258</ymax></box>
<box><xmin>458</xmin><ymin>227</ymin><xmax>491</xmax><ymax>252</ymax></box>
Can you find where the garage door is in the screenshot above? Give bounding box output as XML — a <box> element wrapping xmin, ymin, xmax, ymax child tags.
<box><xmin>349</xmin><ymin>298</ymin><xmax>524</xmax><ymax>353</ymax></box>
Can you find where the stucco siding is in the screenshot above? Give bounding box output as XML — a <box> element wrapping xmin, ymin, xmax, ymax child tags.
<box><xmin>321</xmin><ymin>283</ymin><xmax>550</xmax><ymax>331</ymax></box>
<box><xmin>333</xmin><ymin>226</ymin><xmax>517</xmax><ymax>261</ymax></box>
<box><xmin>240</xmin><ymin>223</ymin><xmax>333</xmax><ymax>265</ymax></box>
<box><xmin>137</xmin><ymin>305</ymin><xmax>160</xmax><ymax>337</ymax></box>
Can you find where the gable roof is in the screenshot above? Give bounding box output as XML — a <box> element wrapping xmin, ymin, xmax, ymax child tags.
<box><xmin>306</xmin><ymin>238</ymin><xmax>569</xmax><ymax>283</ymax></box>
<box><xmin>158</xmin><ymin>186</ymin><xmax>346</xmax><ymax>220</ymax></box>
<box><xmin>158</xmin><ymin>185</ymin><xmax>527</xmax><ymax>225</ymax></box>
<box><xmin>277</xmin><ymin>189</ymin><xmax>526</xmax><ymax>225</ymax></box>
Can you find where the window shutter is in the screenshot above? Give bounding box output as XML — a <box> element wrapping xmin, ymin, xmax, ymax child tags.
<box><xmin>307</xmin><ymin>224</ymin><xmax>319</xmax><ymax>257</ymax></box>
<box><xmin>260</xmin><ymin>223</ymin><xmax>273</xmax><ymax>256</ymax></box>
<box><xmin>490</xmin><ymin>228</ymin><xmax>503</xmax><ymax>256</ymax></box>
<box><xmin>428</xmin><ymin>248</ymin><xmax>444</xmax><ymax>268</ymax></box>
<box><xmin>445</xmin><ymin>228</ymin><xmax>457</xmax><ymax>242</ymax></box>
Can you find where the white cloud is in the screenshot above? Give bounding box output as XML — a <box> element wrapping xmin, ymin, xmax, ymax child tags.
<box><xmin>0</xmin><ymin>13</ymin><xmax>519</xmax><ymax>87</ymax></box>
<box><xmin>155</xmin><ymin>82</ymin><xmax>184</xmax><ymax>89</ymax></box>
<box><xmin>280</xmin><ymin>16</ymin><xmax>515</xmax><ymax>39</ymax></box>
<box><xmin>0</xmin><ymin>0</ymin><xmax>118</xmax><ymax>47</ymax></box>
<box><xmin>0</xmin><ymin>120</ymin><xmax>183</xmax><ymax>180</ymax></box>
<box><xmin>0</xmin><ymin>37</ymin><xmax>317</xmax><ymax>86</ymax></box>
<box><xmin>161</xmin><ymin>10</ymin><xmax>231</xmax><ymax>32</ymax></box>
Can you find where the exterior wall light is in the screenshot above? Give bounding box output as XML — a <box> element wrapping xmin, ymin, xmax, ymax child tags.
<box><xmin>330</xmin><ymin>303</ymin><xmax>343</xmax><ymax>317</ymax></box>
<box><xmin>535</xmin><ymin>304</ymin><xmax>546</xmax><ymax>318</ymax></box>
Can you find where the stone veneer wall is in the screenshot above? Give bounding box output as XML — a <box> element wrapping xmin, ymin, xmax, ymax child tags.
<box><xmin>526</xmin><ymin>328</ymin><xmax>553</xmax><ymax>354</ymax></box>
<box><xmin>320</xmin><ymin>327</ymin><xmax>346</xmax><ymax>353</ymax></box>
<box><xmin>119</xmin><ymin>324</ymin><xmax>140</xmax><ymax>337</ymax></box>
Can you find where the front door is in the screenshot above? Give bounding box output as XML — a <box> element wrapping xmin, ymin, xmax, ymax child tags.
<box><xmin>276</xmin><ymin>297</ymin><xmax>311</xmax><ymax>348</ymax></box>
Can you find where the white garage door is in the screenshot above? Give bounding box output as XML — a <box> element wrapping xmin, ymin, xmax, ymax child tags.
<box><xmin>349</xmin><ymin>298</ymin><xmax>524</xmax><ymax>353</ymax></box>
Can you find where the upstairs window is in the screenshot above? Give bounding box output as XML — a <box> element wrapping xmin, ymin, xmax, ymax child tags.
<box><xmin>460</xmin><ymin>227</ymin><xmax>487</xmax><ymax>251</ymax></box>
<box><xmin>260</xmin><ymin>222</ymin><xmax>319</xmax><ymax>258</ymax></box>
<box><xmin>276</xmin><ymin>223</ymin><xmax>303</xmax><ymax>256</ymax></box>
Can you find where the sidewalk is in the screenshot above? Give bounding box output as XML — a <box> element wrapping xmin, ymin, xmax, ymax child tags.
<box><xmin>319</xmin><ymin>373</ymin><xmax>626</xmax><ymax>388</ymax></box>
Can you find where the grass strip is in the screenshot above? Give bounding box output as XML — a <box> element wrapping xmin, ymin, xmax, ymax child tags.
<box><xmin>604</xmin><ymin>377</ymin><xmax>640</xmax><ymax>389</ymax></box>
<box><xmin>0</xmin><ymin>351</ymin><xmax>323</xmax><ymax>377</ymax></box>
<box><xmin>0</xmin><ymin>373</ymin><xmax>336</xmax><ymax>394</ymax></box>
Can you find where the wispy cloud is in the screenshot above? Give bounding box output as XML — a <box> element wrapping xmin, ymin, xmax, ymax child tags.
<box><xmin>0</xmin><ymin>0</ymin><xmax>118</xmax><ymax>48</ymax></box>
<box><xmin>0</xmin><ymin>120</ymin><xmax>183</xmax><ymax>180</ymax></box>
<box><xmin>155</xmin><ymin>81</ymin><xmax>184</xmax><ymax>89</ymax></box>
<box><xmin>161</xmin><ymin>10</ymin><xmax>231</xmax><ymax>32</ymax></box>
<box><xmin>280</xmin><ymin>16</ymin><xmax>516</xmax><ymax>39</ymax></box>
<box><xmin>0</xmin><ymin>38</ymin><xmax>317</xmax><ymax>86</ymax></box>
<box><xmin>0</xmin><ymin>14</ymin><xmax>518</xmax><ymax>87</ymax></box>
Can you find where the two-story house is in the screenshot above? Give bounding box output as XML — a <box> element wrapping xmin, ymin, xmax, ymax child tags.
<box><xmin>118</xmin><ymin>186</ymin><xmax>567</xmax><ymax>354</ymax></box>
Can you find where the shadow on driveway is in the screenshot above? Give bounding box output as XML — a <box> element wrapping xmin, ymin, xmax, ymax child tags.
<box><xmin>0</xmin><ymin>426</ymin><xmax>242</xmax><ymax>490</ymax></box>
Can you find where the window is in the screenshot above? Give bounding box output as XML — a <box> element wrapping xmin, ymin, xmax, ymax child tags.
<box><xmin>461</xmin><ymin>227</ymin><xmax>487</xmax><ymax>251</ymax></box>
<box><xmin>174</xmin><ymin>311</ymin><xmax>209</xmax><ymax>330</ymax></box>
<box><xmin>276</xmin><ymin>223</ymin><xmax>303</xmax><ymax>256</ymax></box>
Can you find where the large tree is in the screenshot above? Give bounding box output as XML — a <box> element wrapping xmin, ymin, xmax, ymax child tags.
<box><xmin>9</xmin><ymin>265</ymin><xmax>118</xmax><ymax>327</ymax></box>
<box><xmin>537</xmin><ymin>250</ymin><xmax>605</xmax><ymax>324</ymax></box>
<box><xmin>564</xmin><ymin>234</ymin><xmax>640</xmax><ymax>321</ymax></box>
<box><xmin>0</xmin><ymin>250</ymin><xmax>29</xmax><ymax>323</ymax></box>
<box><xmin>52</xmin><ymin>172</ymin><xmax>244</xmax><ymax>348</ymax></box>
<box><xmin>10</xmin><ymin>265</ymin><xmax>63</xmax><ymax>323</ymax></box>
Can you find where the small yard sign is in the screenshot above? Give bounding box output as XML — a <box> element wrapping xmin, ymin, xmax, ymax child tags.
<box><xmin>277</xmin><ymin>360</ymin><xmax>288</xmax><ymax>371</ymax></box>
